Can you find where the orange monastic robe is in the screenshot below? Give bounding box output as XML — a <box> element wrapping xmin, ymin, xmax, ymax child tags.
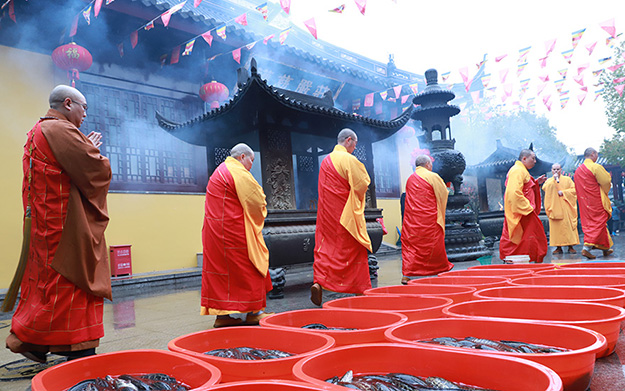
<box><xmin>11</xmin><ymin>110</ymin><xmax>111</xmax><ymax>350</ymax></box>
<box><xmin>201</xmin><ymin>157</ymin><xmax>272</xmax><ymax>315</ymax></box>
<box><xmin>575</xmin><ymin>159</ymin><xmax>613</xmax><ymax>250</ymax></box>
<box><xmin>499</xmin><ymin>161</ymin><xmax>548</xmax><ymax>263</ymax></box>
<box><xmin>401</xmin><ymin>167</ymin><xmax>453</xmax><ymax>276</ymax></box>
<box><xmin>314</xmin><ymin>145</ymin><xmax>372</xmax><ymax>294</ymax></box>
<box><xmin>542</xmin><ymin>176</ymin><xmax>579</xmax><ymax>247</ymax></box>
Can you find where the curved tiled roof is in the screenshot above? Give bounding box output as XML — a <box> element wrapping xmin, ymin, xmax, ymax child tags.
<box><xmin>157</xmin><ymin>59</ymin><xmax>413</xmax><ymax>146</ymax></box>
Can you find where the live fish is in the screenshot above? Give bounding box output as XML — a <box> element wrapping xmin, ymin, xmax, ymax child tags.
<box><xmin>419</xmin><ymin>336</ymin><xmax>569</xmax><ymax>354</ymax></box>
<box><xmin>326</xmin><ymin>371</ymin><xmax>498</xmax><ymax>390</ymax></box>
<box><xmin>204</xmin><ymin>346</ymin><xmax>293</xmax><ymax>360</ymax></box>
<box><xmin>66</xmin><ymin>374</ymin><xmax>189</xmax><ymax>391</ymax></box>
<box><xmin>302</xmin><ymin>323</ymin><xmax>358</xmax><ymax>330</ymax></box>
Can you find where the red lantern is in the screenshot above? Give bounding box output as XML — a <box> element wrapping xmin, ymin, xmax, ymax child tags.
<box><xmin>199</xmin><ymin>81</ymin><xmax>229</xmax><ymax>109</ymax></box>
<box><xmin>51</xmin><ymin>42</ymin><xmax>93</xmax><ymax>87</ymax></box>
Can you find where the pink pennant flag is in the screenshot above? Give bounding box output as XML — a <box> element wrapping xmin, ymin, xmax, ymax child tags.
<box><xmin>83</xmin><ymin>5</ymin><xmax>92</xmax><ymax>25</ymax></box>
<box><xmin>471</xmin><ymin>90</ymin><xmax>481</xmax><ymax>104</ymax></box>
<box><xmin>393</xmin><ymin>85</ymin><xmax>402</xmax><ymax>98</ymax></box>
<box><xmin>543</xmin><ymin>95</ymin><xmax>551</xmax><ymax>110</ymax></box>
<box><xmin>201</xmin><ymin>31</ymin><xmax>213</xmax><ymax>46</ymax></box>
<box><xmin>573</xmin><ymin>74</ymin><xmax>585</xmax><ymax>86</ymax></box>
<box><xmin>503</xmin><ymin>84</ymin><xmax>513</xmax><ymax>98</ymax></box>
<box><xmin>144</xmin><ymin>21</ymin><xmax>155</xmax><ymax>30</ymax></box>
<box><xmin>616</xmin><ymin>84</ymin><xmax>625</xmax><ymax>97</ymax></box>
<box><xmin>131</xmin><ymin>30</ymin><xmax>138</xmax><ymax>48</ymax></box>
<box><xmin>280</xmin><ymin>0</ymin><xmax>291</xmax><ymax>14</ymax></box>
<box><xmin>170</xmin><ymin>45</ymin><xmax>180</xmax><ymax>64</ymax></box>
<box><xmin>7</xmin><ymin>0</ymin><xmax>15</xmax><ymax>23</ymax></box>
<box><xmin>580</xmin><ymin>86</ymin><xmax>588</xmax><ymax>92</ymax></box>
<box><xmin>459</xmin><ymin>66</ymin><xmax>470</xmax><ymax>83</ymax></box>
<box><xmin>600</xmin><ymin>18</ymin><xmax>616</xmax><ymax>38</ymax></box>
<box><xmin>495</xmin><ymin>54</ymin><xmax>507</xmax><ymax>62</ymax></box>
<box><xmin>577</xmin><ymin>63</ymin><xmax>589</xmax><ymax>75</ymax></box>
<box><xmin>364</xmin><ymin>92</ymin><xmax>374</xmax><ymax>107</ymax></box>
<box><xmin>245</xmin><ymin>41</ymin><xmax>256</xmax><ymax>50</ymax></box>
<box><xmin>354</xmin><ymin>0</ymin><xmax>366</xmax><ymax>15</ymax></box>
<box><xmin>263</xmin><ymin>34</ymin><xmax>274</xmax><ymax>44</ymax></box>
<box><xmin>279</xmin><ymin>28</ymin><xmax>290</xmax><ymax>44</ymax></box>
<box><xmin>538</xmin><ymin>74</ymin><xmax>549</xmax><ymax>82</ymax></box>
<box><xmin>586</xmin><ymin>41</ymin><xmax>597</xmax><ymax>55</ymax></box>
<box><xmin>537</xmin><ymin>82</ymin><xmax>547</xmax><ymax>96</ymax></box>
<box><xmin>499</xmin><ymin>68</ymin><xmax>508</xmax><ymax>84</ymax></box>
<box><xmin>304</xmin><ymin>18</ymin><xmax>317</xmax><ymax>39</ymax></box>
<box><xmin>162</xmin><ymin>1</ymin><xmax>186</xmax><ymax>27</ymax></box>
<box><xmin>69</xmin><ymin>14</ymin><xmax>79</xmax><ymax>37</ymax></box>
<box><xmin>232</xmin><ymin>48</ymin><xmax>241</xmax><ymax>64</ymax></box>
<box><xmin>401</xmin><ymin>95</ymin><xmax>409</xmax><ymax>104</ymax></box>
<box><xmin>464</xmin><ymin>78</ymin><xmax>473</xmax><ymax>92</ymax></box>
<box><xmin>539</xmin><ymin>56</ymin><xmax>548</xmax><ymax>68</ymax></box>
<box><xmin>94</xmin><ymin>0</ymin><xmax>103</xmax><ymax>17</ymax></box>
<box><xmin>194</xmin><ymin>0</ymin><xmax>202</xmax><ymax>7</ymax></box>
<box><xmin>608</xmin><ymin>63</ymin><xmax>624</xmax><ymax>72</ymax></box>
<box><xmin>329</xmin><ymin>4</ymin><xmax>345</xmax><ymax>13</ymax></box>
<box><xmin>578</xmin><ymin>92</ymin><xmax>587</xmax><ymax>105</ymax></box>
<box><xmin>544</xmin><ymin>38</ymin><xmax>556</xmax><ymax>56</ymax></box>
<box><xmin>234</xmin><ymin>13</ymin><xmax>247</xmax><ymax>26</ymax></box>
<box><xmin>614</xmin><ymin>77</ymin><xmax>625</xmax><ymax>83</ymax></box>
<box><xmin>117</xmin><ymin>42</ymin><xmax>124</xmax><ymax>57</ymax></box>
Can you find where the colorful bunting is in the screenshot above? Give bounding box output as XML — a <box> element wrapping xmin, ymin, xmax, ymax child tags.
<box><xmin>480</xmin><ymin>74</ymin><xmax>491</xmax><ymax>88</ymax></box>
<box><xmin>558</xmin><ymin>68</ymin><xmax>568</xmax><ymax>79</ymax></box>
<box><xmin>554</xmin><ymin>79</ymin><xmax>565</xmax><ymax>93</ymax></box>
<box><xmin>409</xmin><ymin>83</ymin><xmax>418</xmax><ymax>95</ymax></box>
<box><xmin>614</xmin><ymin>77</ymin><xmax>625</xmax><ymax>84</ymax></box>
<box><xmin>578</xmin><ymin>92</ymin><xmax>587</xmax><ymax>105</ymax></box>
<box><xmin>577</xmin><ymin>63</ymin><xmax>589</xmax><ymax>75</ymax></box>
<box><xmin>560</xmin><ymin>96</ymin><xmax>569</xmax><ymax>109</ymax></box>
<box><xmin>502</xmin><ymin>84</ymin><xmax>513</xmax><ymax>102</ymax></box>
<box><xmin>495</xmin><ymin>54</ymin><xmax>507</xmax><ymax>62</ymax></box>
<box><xmin>380</xmin><ymin>91</ymin><xmax>388</xmax><ymax>100</ymax></box>
<box><xmin>544</xmin><ymin>38</ymin><xmax>556</xmax><ymax>56</ymax></box>
<box><xmin>573</xmin><ymin>74</ymin><xmax>585</xmax><ymax>87</ymax></box>
<box><xmin>106</xmin><ymin>0</ymin><xmax>115</xmax><ymax>4</ymax></box>
<box><xmin>536</xmin><ymin>82</ymin><xmax>547</xmax><ymax>96</ymax></box>
<box><xmin>234</xmin><ymin>13</ymin><xmax>247</xmax><ymax>26</ymax></box>
<box><xmin>69</xmin><ymin>14</ymin><xmax>79</xmax><ymax>37</ymax></box>
<box><xmin>517</xmin><ymin>63</ymin><xmax>527</xmax><ymax>77</ymax></box>
<box><xmin>194</xmin><ymin>0</ymin><xmax>202</xmax><ymax>7</ymax></box>
<box><xmin>539</xmin><ymin>56</ymin><xmax>548</xmax><ymax>69</ymax></box>
<box><xmin>352</xmin><ymin>99</ymin><xmax>361</xmax><ymax>112</ymax></box>
<box><xmin>94</xmin><ymin>0</ymin><xmax>103</xmax><ymax>17</ymax></box>
<box><xmin>279</xmin><ymin>28</ymin><xmax>291</xmax><ymax>45</ymax></box>
<box><xmin>401</xmin><ymin>95</ymin><xmax>410</xmax><ymax>104</ymax></box>
<box><xmin>598</xmin><ymin>57</ymin><xmax>612</xmax><ymax>65</ymax></box>
<box><xmin>144</xmin><ymin>21</ymin><xmax>155</xmax><ymax>30</ymax></box>
<box><xmin>160</xmin><ymin>54</ymin><xmax>168</xmax><ymax>67</ymax></box>
<box><xmin>441</xmin><ymin>72</ymin><xmax>450</xmax><ymax>82</ymax></box>
<box><xmin>162</xmin><ymin>2</ymin><xmax>186</xmax><ymax>27</ymax></box>
<box><xmin>600</xmin><ymin>18</ymin><xmax>616</xmax><ymax>38</ymax></box>
<box><xmin>82</xmin><ymin>5</ymin><xmax>92</xmax><ymax>25</ymax></box>
<box><xmin>518</xmin><ymin>46</ymin><xmax>531</xmax><ymax>63</ymax></box>
<box><xmin>170</xmin><ymin>45</ymin><xmax>180</xmax><ymax>64</ymax></box>
<box><xmin>586</xmin><ymin>41</ymin><xmax>597</xmax><ymax>55</ymax></box>
<box><xmin>7</xmin><ymin>0</ymin><xmax>15</xmax><ymax>23</ymax></box>
<box><xmin>616</xmin><ymin>84</ymin><xmax>625</xmax><ymax>97</ymax></box>
<box><xmin>201</xmin><ymin>31</ymin><xmax>213</xmax><ymax>46</ymax></box>
<box><xmin>232</xmin><ymin>47</ymin><xmax>241</xmax><ymax>63</ymax></box>
<box><xmin>304</xmin><ymin>17</ymin><xmax>317</xmax><ymax>39</ymax></box>
<box><xmin>256</xmin><ymin>2</ymin><xmax>268</xmax><ymax>21</ymax></box>
<box><xmin>329</xmin><ymin>4</ymin><xmax>345</xmax><ymax>13</ymax></box>
<box><xmin>499</xmin><ymin>68</ymin><xmax>508</xmax><ymax>84</ymax></box>
<box><xmin>608</xmin><ymin>63</ymin><xmax>624</xmax><ymax>72</ymax></box>
<box><xmin>562</xmin><ymin>49</ymin><xmax>574</xmax><ymax>64</ymax></box>
<box><xmin>364</xmin><ymin>92</ymin><xmax>374</xmax><ymax>107</ymax></box>
<box><xmin>245</xmin><ymin>42</ymin><xmax>256</xmax><ymax>50</ymax></box>
<box><xmin>595</xmin><ymin>88</ymin><xmax>604</xmax><ymax>100</ymax></box>
<box><xmin>393</xmin><ymin>85</ymin><xmax>402</xmax><ymax>98</ymax></box>
<box><xmin>182</xmin><ymin>39</ymin><xmax>195</xmax><ymax>56</ymax></box>
<box><xmin>571</xmin><ymin>28</ymin><xmax>585</xmax><ymax>49</ymax></box>
<box><xmin>354</xmin><ymin>0</ymin><xmax>366</xmax><ymax>15</ymax></box>
<box><xmin>592</xmin><ymin>69</ymin><xmax>604</xmax><ymax>78</ymax></box>
<box><xmin>476</xmin><ymin>59</ymin><xmax>486</xmax><ymax>70</ymax></box>
<box><xmin>471</xmin><ymin>90</ymin><xmax>481</xmax><ymax>104</ymax></box>
<box><xmin>280</xmin><ymin>0</ymin><xmax>290</xmax><ymax>14</ymax></box>
<box><xmin>263</xmin><ymin>34</ymin><xmax>274</xmax><ymax>44</ymax></box>
<box><xmin>131</xmin><ymin>30</ymin><xmax>138</xmax><ymax>48</ymax></box>
<box><xmin>216</xmin><ymin>25</ymin><xmax>227</xmax><ymax>40</ymax></box>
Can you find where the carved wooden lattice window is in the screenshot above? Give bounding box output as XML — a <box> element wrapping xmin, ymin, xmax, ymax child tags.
<box><xmin>80</xmin><ymin>82</ymin><xmax>207</xmax><ymax>193</ymax></box>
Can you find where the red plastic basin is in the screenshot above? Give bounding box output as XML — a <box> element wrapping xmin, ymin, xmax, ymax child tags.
<box><xmin>322</xmin><ymin>295</ymin><xmax>452</xmax><ymax>322</ymax></box>
<box><xmin>474</xmin><ymin>285</ymin><xmax>625</xmax><ymax>308</ymax></box>
<box><xmin>205</xmin><ymin>379</ymin><xmax>339</xmax><ymax>390</ymax></box>
<box><xmin>385</xmin><ymin>318</ymin><xmax>606</xmax><ymax>391</ymax></box>
<box><xmin>510</xmin><ymin>275</ymin><xmax>625</xmax><ymax>289</ymax></box>
<box><xmin>364</xmin><ymin>284</ymin><xmax>476</xmax><ymax>304</ymax></box>
<box><xmin>559</xmin><ymin>261</ymin><xmax>625</xmax><ymax>268</ymax></box>
<box><xmin>536</xmin><ymin>268</ymin><xmax>625</xmax><ymax>276</ymax></box>
<box><xmin>440</xmin><ymin>268</ymin><xmax>534</xmax><ymax>278</ymax></box>
<box><xmin>442</xmin><ymin>299</ymin><xmax>625</xmax><ymax>357</ymax></box>
<box><xmin>293</xmin><ymin>343</ymin><xmax>563</xmax><ymax>391</ymax></box>
<box><xmin>408</xmin><ymin>275</ymin><xmax>510</xmax><ymax>290</ymax></box>
<box><xmin>168</xmin><ymin>326</ymin><xmax>334</xmax><ymax>382</ymax></box>
<box><xmin>31</xmin><ymin>350</ymin><xmax>221</xmax><ymax>391</ymax></box>
<box><xmin>469</xmin><ymin>263</ymin><xmax>557</xmax><ymax>271</ymax></box>
<box><xmin>259</xmin><ymin>308</ymin><xmax>406</xmax><ymax>347</ymax></box>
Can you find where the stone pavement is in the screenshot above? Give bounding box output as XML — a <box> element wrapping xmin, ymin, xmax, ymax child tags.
<box><xmin>1</xmin><ymin>233</ymin><xmax>624</xmax><ymax>390</ymax></box>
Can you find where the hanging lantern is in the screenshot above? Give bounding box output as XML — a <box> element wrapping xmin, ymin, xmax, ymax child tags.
<box><xmin>51</xmin><ymin>42</ymin><xmax>93</xmax><ymax>87</ymax></box>
<box><xmin>199</xmin><ymin>81</ymin><xmax>229</xmax><ymax>109</ymax></box>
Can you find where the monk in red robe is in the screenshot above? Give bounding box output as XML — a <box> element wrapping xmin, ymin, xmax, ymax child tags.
<box><xmin>401</xmin><ymin>155</ymin><xmax>452</xmax><ymax>283</ymax></box>
<box><xmin>201</xmin><ymin>143</ymin><xmax>273</xmax><ymax>327</ymax></box>
<box><xmin>575</xmin><ymin>147</ymin><xmax>613</xmax><ymax>259</ymax></box>
<box><xmin>6</xmin><ymin>85</ymin><xmax>112</xmax><ymax>363</ymax></box>
<box><xmin>311</xmin><ymin>129</ymin><xmax>372</xmax><ymax>306</ymax></box>
<box><xmin>499</xmin><ymin>149</ymin><xmax>548</xmax><ymax>263</ymax></box>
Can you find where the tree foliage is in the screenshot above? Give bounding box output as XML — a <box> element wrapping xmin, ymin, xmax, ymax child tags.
<box><xmin>600</xmin><ymin>40</ymin><xmax>625</xmax><ymax>167</ymax></box>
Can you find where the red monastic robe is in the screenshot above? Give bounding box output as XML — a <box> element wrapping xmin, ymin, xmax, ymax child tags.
<box><xmin>575</xmin><ymin>159</ymin><xmax>613</xmax><ymax>249</ymax></box>
<box><xmin>499</xmin><ymin>161</ymin><xmax>548</xmax><ymax>263</ymax></box>
<box><xmin>11</xmin><ymin>111</ymin><xmax>111</xmax><ymax>350</ymax></box>
<box><xmin>314</xmin><ymin>145</ymin><xmax>372</xmax><ymax>294</ymax></box>
<box><xmin>401</xmin><ymin>167</ymin><xmax>453</xmax><ymax>276</ymax></box>
<box><xmin>201</xmin><ymin>157</ymin><xmax>272</xmax><ymax>315</ymax></box>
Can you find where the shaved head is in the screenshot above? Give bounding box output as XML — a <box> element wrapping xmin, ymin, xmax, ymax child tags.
<box><xmin>584</xmin><ymin>147</ymin><xmax>597</xmax><ymax>158</ymax></box>
<box><xmin>49</xmin><ymin>85</ymin><xmax>85</xmax><ymax>110</ymax></box>
<box><xmin>230</xmin><ymin>143</ymin><xmax>254</xmax><ymax>158</ymax></box>
<box><xmin>337</xmin><ymin>128</ymin><xmax>358</xmax><ymax>143</ymax></box>
<box><xmin>518</xmin><ymin>149</ymin><xmax>535</xmax><ymax>160</ymax></box>
<box><xmin>415</xmin><ymin>154</ymin><xmax>432</xmax><ymax>167</ymax></box>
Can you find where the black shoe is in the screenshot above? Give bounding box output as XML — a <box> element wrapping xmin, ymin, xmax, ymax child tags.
<box><xmin>20</xmin><ymin>351</ymin><xmax>47</xmax><ymax>363</ymax></box>
<box><xmin>55</xmin><ymin>348</ymin><xmax>96</xmax><ymax>361</ymax></box>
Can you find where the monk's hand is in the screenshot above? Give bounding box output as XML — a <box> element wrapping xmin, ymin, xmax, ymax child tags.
<box><xmin>558</xmin><ymin>190</ymin><xmax>564</xmax><ymax>197</ymax></box>
<box><xmin>536</xmin><ymin>174</ymin><xmax>547</xmax><ymax>185</ymax></box>
<box><xmin>87</xmin><ymin>131</ymin><xmax>103</xmax><ymax>149</ymax></box>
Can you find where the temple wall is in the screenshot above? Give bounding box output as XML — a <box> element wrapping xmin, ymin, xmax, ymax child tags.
<box><xmin>0</xmin><ymin>45</ymin><xmax>203</xmax><ymax>291</ymax></box>
<box><xmin>378</xmin><ymin>198</ymin><xmax>402</xmax><ymax>246</ymax></box>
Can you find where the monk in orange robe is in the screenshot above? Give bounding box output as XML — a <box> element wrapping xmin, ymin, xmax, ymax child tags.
<box><xmin>7</xmin><ymin>85</ymin><xmax>111</xmax><ymax>363</ymax></box>
<box><xmin>575</xmin><ymin>147</ymin><xmax>613</xmax><ymax>259</ymax></box>
<box><xmin>499</xmin><ymin>149</ymin><xmax>548</xmax><ymax>263</ymax></box>
<box><xmin>401</xmin><ymin>155</ymin><xmax>452</xmax><ymax>283</ymax></box>
<box><xmin>201</xmin><ymin>143</ymin><xmax>273</xmax><ymax>327</ymax></box>
<box><xmin>542</xmin><ymin>163</ymin><xmax>579</xmax><ymax>254</ymax></box>
<box><xmin>311</xmin><ymin>129</ymin><xmax>372</xmax><ymax>306</ymax></box>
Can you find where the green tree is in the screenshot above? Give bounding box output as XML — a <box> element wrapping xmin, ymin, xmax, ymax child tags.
<box><xmin>600</xmin><ymin>40</ymin><xmax>625</xmax><ymax>167</ymax></box>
